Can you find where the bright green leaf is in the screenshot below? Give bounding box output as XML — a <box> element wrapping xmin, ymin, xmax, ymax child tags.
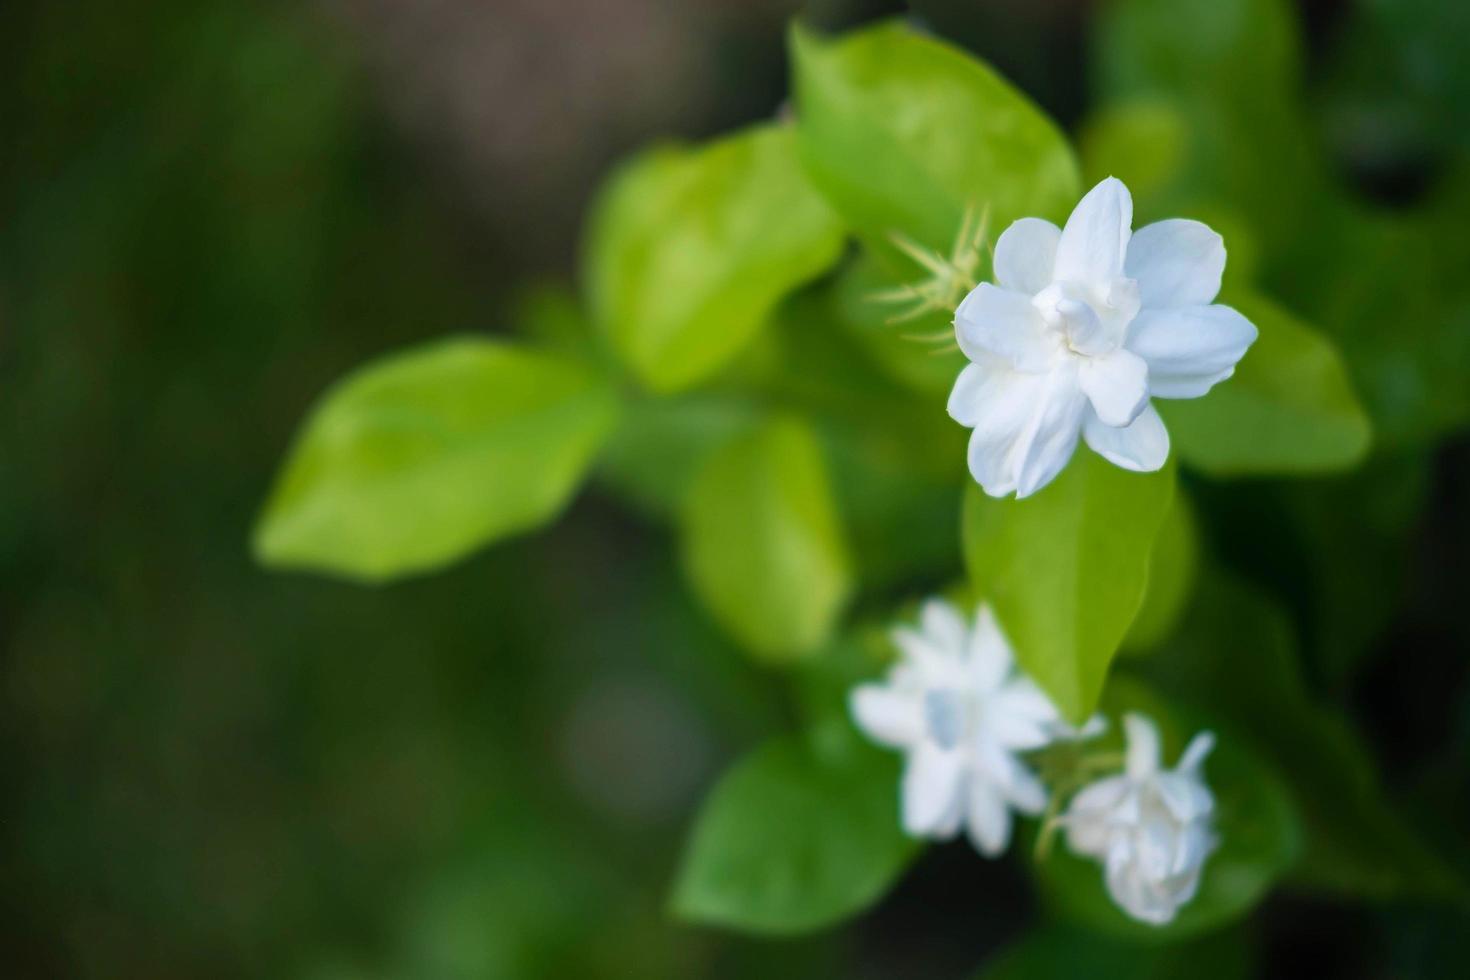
<box><xmin>680</xmin><ymin>416</ymin><xmax>852</xmax><ymax>661</ymax></box>
<box><xmin>1034</xmin><ymin>676</ymin><xmax>1300</xmax><ymax>942</ymax></box>
<box><xmin>584</xmin><ymin>123</ymin><xmax>844</xmax><ymax>393</ymax></box>
<box><xmin>253</xmin><ymin>337</ymin><xmax>618</xmax><ymax>582</ymax></box>
<box><xmin>1162</xmin><ymin>290</ymin><xmax>1371</xmax><ymax>476</ymax></box>
<box><xmin>1122</xmin><ymin>486</ymin><xmax>1198</xmax><ymax>653</ymax></box>
<box><xmin>670</xmin><ymin>730</ymin><xmax>918</xmax><ymax>935</ymax></box>
<box><xmin>789</xmin><ymin>19</ymin><xmax>1079</xmax><ymax>263</ymax></box>
<box><xmin>597</xmin><ymin>395</ymin><xmax>759</xmax><ymax>523</ymax></box>
<box><xmin>962</xmin><ymin>454</ymin><xmax>1175</xmax><ymax>723</ymax></box>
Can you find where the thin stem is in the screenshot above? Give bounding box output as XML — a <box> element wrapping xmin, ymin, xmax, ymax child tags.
<box><xmin>1033</xmin><ymin>787</ymin><xmax>1068</xmax><ymax>862</ymax></box>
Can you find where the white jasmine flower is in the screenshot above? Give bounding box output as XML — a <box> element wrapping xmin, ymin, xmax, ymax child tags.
<box><xmin>848</xmin><ymin>600</ymin><xmax>1071</xmax><ymax>856</ymax></box>
<box><xmin>1063</xmin><ymin>712</ymin><xmax>1217</xmax><ymax>926</ymax></box>
<box><xmin>948</xmin><ymin>177</ymin><xmax>1258</xmax><ymax>497</ymax></box>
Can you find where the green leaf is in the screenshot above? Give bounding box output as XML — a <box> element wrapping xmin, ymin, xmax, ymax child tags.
<box><xmin>789</xmin><ymin>19</ymin><xmax>1079</xmax><ymax>262</ymax></box>
<box><xmin>1077</xmin><ymin>101</ymin><xmax>1191</xmax><ymax>207</ymax></box>
<box><xmin>1145</xmin><ymin>571</ymin><xmax>1464</xmax><ymax>900</ymax></box>
<box><xmin>253</xmin><ymin>337</ymin><xmax>619</xmax><ymax>582</ymax></box>
<box><xmin>746</xmin><ymin>284</ymin><xmax>967</xmax><ymax>589</ymax></box>
<box><xmin>1122</xmin><ymin>486</ymin><xmax>1198</xmax><ymax>653</ymax></box>
<box><xmin>962</xmin><ymin>454</ymin><xmax>1175</xmax><ymax>723</ymax></box>
<box><xmin>584</xmin><ymin>123</ymin><xmax>844</xmax><ymax>393</ymax></box>
<box><xmin>670</xmin><ymin>730</ymin><xmax>918</xmax><ymax>935</ymax></box>
<box><xmin>597</xmin><ymin>395</ymin><xmax>759</xmax><ymax>523</ymax></box>
<box><xmin>680</xmin><ymin>416</ymin><xmax>853</xmax><ymax>661</ymax></box>
<box><xmin>1161</xmin><ymin>290</ymin><xmax>1372</xmax><ymax>476</ymax></box>
<box><xmin>1033</xmin><ymin>676</ymin><xmax>1300</xmax><ymax>942</ymax></box>
<box><xmin>978</xmin><ymin>923</ymin><xmax>1252</xmax><ymax>980</ymax></box>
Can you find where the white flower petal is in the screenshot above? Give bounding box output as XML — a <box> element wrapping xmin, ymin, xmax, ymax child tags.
<box><xmin>1137</xmin><ymin>816</ymin><xmax>1176</xmax><ymax>880</ymax></box>
<box><xmin>947</xmin><ymin>363</ymin><xmax>990</xmax><ymax>427</ymax></box>
<box><xmin>919</xmin><ymin>599</ymin><xmax>967</xmax><ymax>654</ymax></box>
<box><xmin>1124</xmin><ymin>713</ymin><xmax>1162</xmax><ymax>779</ymax></box>
<box><xmin>902</xmin><ymin>743</ymin><xmax>965</xmax><ymax>837</ymax></box>
<box><xmin>1083</xmin><ymin>402</ymin><xmax>1170</xmax><ymax>473</ymax></box>
<box><xmin>1064</xmin><ymin>778</ymin><xmax>1129</xmax><ymax>858</ymax></box>
<box><xmin>1064</xmin><ymin>813</ymin><xmax>1116</xmax><ymax>859</ymax></box>
<box><xmin>1078</xmin><ymin>348</ymin><xmax>1150</xmax><ymax>427</ymax></box>
<box><xmin>1170</xmin><ymin>863</ymin><xmax>1205</xmax><ymax>906</ymax></box>
<box><xmin>955</xmin><ymin>283</ymin><xmax>1056</xmax><ymax>372</ymax></box>
<box><xmin>965</xmin><ymin>778</ymin><xmax>1013</xmax><ymax>856</ymax></box>
<box><xmin>1154</xmin><ymin>772</ymin><xmax>1207</xmax><ymax>824</ymax></box>
<box><xmin>1003</xmin><ymin>760</ymin><xmax>1048</xmax><ymax>815</ymax></box>
<box><xmin>1107</xmin><ymin>847</ymin><xmax>1176</xmax><ymax>925</ymax></box>
<box><xmin>1180</xmin><ymin>823</ymin><xmax>1218</xmax><ymax>878</ymax></box>
<box><xmin>1011</xmin><ymin>365</ymin><xmax>1089</xmax><ymax>499</ymax></box>
<box><xmin>987</xmin><ymin>680</ymin><xmax>1061</xmax><ymax>750</ymax></box>
<box><xmin>1125</xmin><ymin>219</ymin><xmax>1226</xmax><ymax>309</ymax></box>
<box><xmin>1126</xmin><ymin>304</ymin><xmax>1257</xmax><ymax>399</ymax></box>
<box><xmin>849</xmin><ymin>685</ymin><xmax>922</xmax><ymax>748</ymax></box>
<box><xmin>968</xmin><ymin>604</ymin><xmax>1014</xmax><ymax>692</ymax></box>
<box><xmin>954</xmin><ymin>356</ymin><xmax>1088</xmax><ymax>499</ymax></box>
<box><xmin>993</xmin><ymin>217</ymin><xmax>1061</xmax><ymax>295</ymax></box>
<box><xmin>970</xmin><ymin>735</ymin><xmax>1045</xmax><ymax>817</ymax></box>
<box><xmin>890</xmin><ymin>626</ymin><xmax>948</xmax><ymax>675</ymax></box>
<box><xmin>973</xmin><ymin>735</ymin><xmax>1021</xmax><ymax>787</ymax></box>
<box><xmin>1054</xmin><ymin>177</ymin><xmax>1133</xmax><ymax>291</ymax></box>
<box><xmin>1178</xmin><ymin>731</ymin><xmax>1216</xmax><ymax>771</ymax></box>
<box><xmin>932</xmin><ymin>792</ymin><xmax>966</xmax><ymax>838</ymax></box>
<box><xmin>1068</xmin><ymin>773</ymin><xmax>1131</xmax><ymax>816</ymax></box>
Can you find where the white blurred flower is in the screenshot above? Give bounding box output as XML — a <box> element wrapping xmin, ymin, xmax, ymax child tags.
<box><xmin>849</xmin><ymin>600</ymin><xmax>1075</xmax><ymax>856</ymax></box>
<box><xmin>948</xmin><ymin>177</ymin><xmax>1258</xmax><ymax>498</ymax></box>
<box><xmin>1063</xmin><ymin>712</ymin><xmax>1218</xmax><ymax>926</ymax></box>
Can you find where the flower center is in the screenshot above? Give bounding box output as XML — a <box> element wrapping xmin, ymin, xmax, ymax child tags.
<box><xmin>1032</xmin><ymin>279</ymin><xmax>1141</xmax><ymax>357</ymax></box>
<box><xmin>923</xmin><ymin>688</ymin><xmax>968</xmax><ymax>750</ymax></box>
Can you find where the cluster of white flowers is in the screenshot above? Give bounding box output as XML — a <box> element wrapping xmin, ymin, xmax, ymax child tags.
<box><xmin>947</xmin><ymin>176</ymin><xmax>1257</xmax><ymax>498</ymax></box>
<box><xmin>850</xmin><ymin>599</ymin><xmax>1217</xmax><ymax>927</ymax></box>
<box><xmin>844</xmin><ymin>179</ymin><xmax>1243</xmax><ymax>924</ymax></box>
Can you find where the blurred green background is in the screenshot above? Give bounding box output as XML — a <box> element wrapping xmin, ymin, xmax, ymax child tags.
<box><xmin>3</xmin><ymin>1</ymin><xmax>1468</xmax><ymax>977</ymax></box>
